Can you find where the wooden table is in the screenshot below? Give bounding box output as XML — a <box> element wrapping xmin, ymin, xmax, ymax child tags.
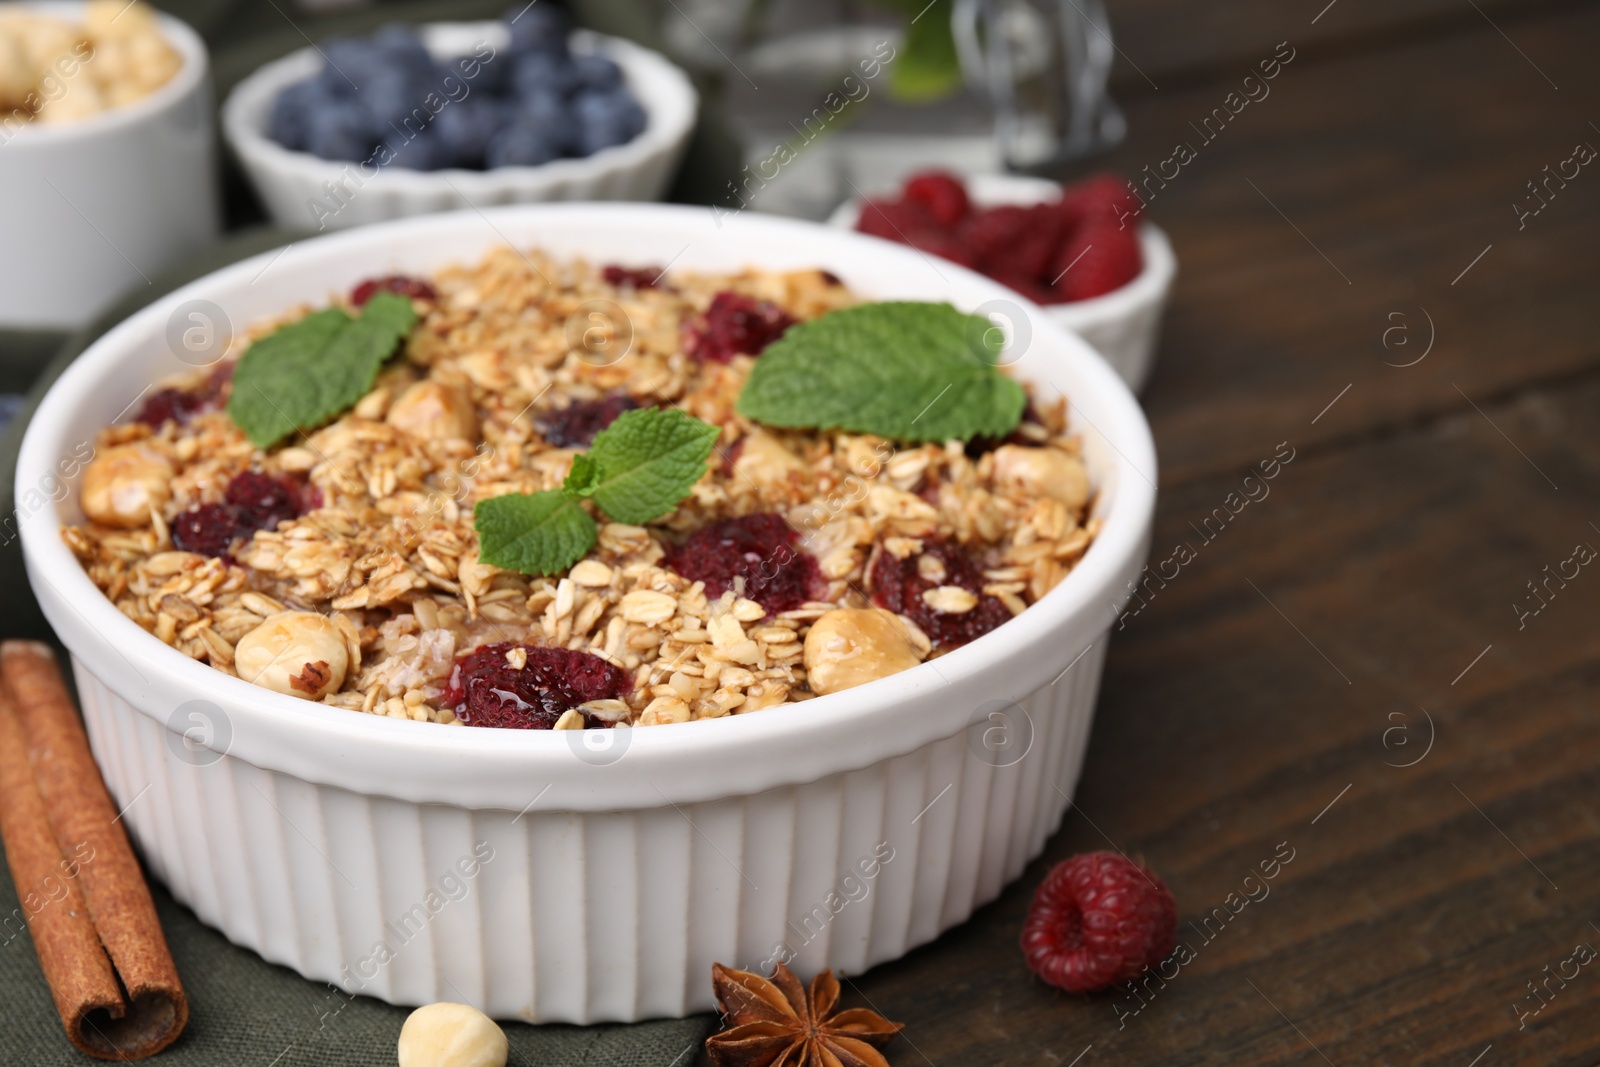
<box><xmin>825</xmin><ymin>2</ymin><xmax>1600</xmax><ymax>1064</ymax></box>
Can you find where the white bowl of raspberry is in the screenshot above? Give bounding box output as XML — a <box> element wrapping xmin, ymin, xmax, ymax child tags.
<box><xmin>16</xmin><ymin>203</ymin><xmax>1156</xmax><ymax>1023</ymax></box>
<box><xmin>829</xmin><ymin>171</ymin><xmax>1176</xmax><ymax>393</ymax></box>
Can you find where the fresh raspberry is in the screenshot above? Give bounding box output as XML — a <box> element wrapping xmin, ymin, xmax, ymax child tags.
<box><xmin>869</xmin><ymin>536</ymin><xmax>1012</xmax><ymax>649</ymax></box>
<box><xmin>538</xmin><ymin>394</ymin><xmax>639</xmax><ymax>448</ymax></box>
<box><xmin>602</xmin><ymin>264</ymin><xmax>663</xmax><ymax>290</ymax></box>
<box><xmin>902</xmin><ymin>229</ymin><xmax>980</xmax><ymax>271</ymax></box>
<box><xmin>1011</xmin><ymin>204</ymin><xmax>1067</xmax><ymax>280</ymax></box>
<box><xmin>170</xmin><ymin>503</ymin><xmax>245</xmax><ymax>560</ymax></box>
<box><xmin>1059</xmin><ymin>173</ymin><xmax>1143</xmax><ymax>230</ymax></box>
<box><xmin>224</xmin><ymin>470</ymin><xmax>305</xmax><ymax>531</ymax></box>
<box><xmin>350</xmin><ymin>275</ymin><xmax>437</xmax><ymax>306</ymax></box>
<box><xmin>903</xmin><ymin>170</ymin><xmax>972</xmax><ymax>228</ymax></box>
<box><xmin>665</xmin><ymin>513</ymin><xmax>823</xmax><ymax>614</ymax></box>
<box><xmin>1053</xmin><ymin>222</ymin><xmax>1143</xmax><ymax>302</ymax></box>
<box><xmin>856</xmin><ymin>197</ymin><xmax>936</xmax><ymax>241</ymax></box>
<box><xmin>958</xmin><ymin>205</ymin><xmax>1033</xmax><ymax>273</ymax></box>
<box><xmin>1021</xmin><ymin>851</ymin><xmax>1177</xmax><ymax>994</ymax></box>
<box><xmin>444</xmin><ymin>642</ymin><xmax>627</xmax><ymax>729</ymax></box>
<box><xmin>683</xmin><ymin>291</ymin><xmax>796</xmax><ymax>363</ymax></box>
<box><xmin>987</xmin><ymin>270</ymin><xmax>1059</xmax><ymax>305</ymax></box>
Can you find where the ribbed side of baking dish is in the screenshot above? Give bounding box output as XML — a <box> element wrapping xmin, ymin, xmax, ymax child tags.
<box><xmin>72</xmin><ymin>639</ymin><xmax>1106</xmax><ymax>1023</ymax></box>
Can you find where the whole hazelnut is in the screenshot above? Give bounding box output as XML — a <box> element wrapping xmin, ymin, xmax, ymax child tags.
<box><xmin>804</xmin><ymin>608</ymin><xmax>923</xmax><ymax>696</ymax></box>
<box><xmin>397</xmin><ymin>1002</ymin><xmax>508</xmax><ymax>1067</ymax></box>
<box><xmin>79</xmin><ymin>443</ymin><xmax>173</xmax><ymax>527</ymax></box>
<box><xmin>233</xmin><ymin>611</ymin><xmax>349</xmax><ymax>700</ymax></box>
<box><xmin>386</xmin><ymin>381</ymin><xmax>479</xmax><ymax>443</ymax></box>
<box><xmin>992</xmin><ymin>444</ymin><xmax>1089</xmax><ymax>509</ymax></box>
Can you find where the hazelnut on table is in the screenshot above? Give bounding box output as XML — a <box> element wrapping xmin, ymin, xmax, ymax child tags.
<box><xmin>397</xmin><ymin>1002</ymin><xmax>507</xmax><ymax>1067</ymax></box>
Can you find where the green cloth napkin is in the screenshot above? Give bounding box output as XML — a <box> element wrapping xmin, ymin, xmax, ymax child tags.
<box><xmin>0</xmin><ymin>227</ymin><xmax>717</xmax><ymax>1064</ymax></box>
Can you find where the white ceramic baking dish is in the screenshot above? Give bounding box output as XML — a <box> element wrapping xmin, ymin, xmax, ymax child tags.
<box><xmin>16</xmin><ymin>204</ymin><xmax>1156</xmax><ymax>1023</ymax></box>
<box><xmin>222</xmin><ymin>23</ymin><xmax>697</xmax><ymax>232</ymax></box>
<box><xmin>829</xmin><ymin>172</ymin><xmax>1176</xmax><ymax>393</ymax></box>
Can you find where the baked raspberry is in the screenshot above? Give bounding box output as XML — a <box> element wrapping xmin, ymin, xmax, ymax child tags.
<box><xmin>665</xmin><ymin>513</ymin><xmax>823</xmax><ymax>614</ymax></box>
<box><xmin>537</xmin><ymin>394</ymin><xmax>640</xmax><ymax>448</ymax></box>
<box><xmin>134</xmin><ymin>387</ymin><xmax>207</xmax><ymax>429</ymax></box>
<box><xmin>870</xmin><ymin>537</ymin><xmax>1012</xmax><ymax>649</ymax></box>
<box><xmin>444</xmin><ymin>642</ymin><xmax>627</xmax><ymax>729</ymax></box>
<box><xmin>683</xmin><ymin>291</ymin><xmax>796</xmax><ymax>364</ymax></box>
<box><xmin>224</xmin><ymin>470</ymin><xmax>305</xmax><ymax>532</ymax></box>
<box><xmin>170</xmin><ymin>503</ymin><xmax>244</xmax><ymax>560</ymax></box>
<box><xmin>1021</xmin><ymin>851</ymin><xmax>1177</xmax><ymax>994</ymax></box>
<box><xmin>1053</xmin><ymin>222</ymin><xmax>1143</xmax><ymax>302</ymax></box>
<box><xmin>350</xmin><ymin>275</ymin><xmax>438</xmax><ymax>306</ymax></box>
<box><xmin>903</xmin><ymin>170</ymin><xmax>972</xmax><ymax>228</ymax></box>
<box><xmin>171</xmin><ymin>471</ymin><xmax>314</xmax><ymax>560</ymax></box>
<box><xmin>601</xmin><ymin>264</ymin><xmax>663</xmax><ymax>289</ymax></box>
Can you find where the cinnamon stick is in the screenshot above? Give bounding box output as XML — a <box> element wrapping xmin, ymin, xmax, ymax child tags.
<box><xmin>0</xmin><ymin>641</ymin><xmax>187</xmax><ymax>1059</ymax></box>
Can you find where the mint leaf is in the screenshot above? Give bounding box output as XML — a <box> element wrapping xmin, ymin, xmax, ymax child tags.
<box><xmin>736</xmin><ymin>302</ymin><xmax>1026</xmax><ymax>443</ymax></box>
<box><xmin>227</xmin><ymin>291</ymin><xmax>417</xmax><ymax>448</ymax></box>
<box><xmin>584</xmin><ymin>408</ymin><xmax>720</xmax><ymax>524</ymax></box>
<box><xmin>563</xmin><ymin>452</ymin><xmax>602</xmax><ymax>498</ymax></box>
<box><xmin>474</xmin><ymin>490</ymin><xmax>597</xmax><ymax>576</ymax></box>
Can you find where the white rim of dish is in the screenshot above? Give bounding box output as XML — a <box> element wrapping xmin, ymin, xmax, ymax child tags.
<box><xmin>17</xmin><ymin>204</ymin><xmax>1155</xmax><ymax>805</ymax></box>
<box><xmin>220</xmin><ymin>22</ymin><xmax>697</xmax><ymax>192</ymax></box>
<box><xmin>826</xmin><ymin>172</ymin><xmax>1175</xmax><ymax>328</ymax></box>
<box><xmin>0</xmin><ymin>1</ymin><xmax>208</xmax><ymax>145</ymax></box>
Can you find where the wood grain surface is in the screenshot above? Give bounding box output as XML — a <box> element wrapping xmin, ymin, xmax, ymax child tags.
<box><xmin>748</xmin><ymin>3</ymin><xmax>1600</xmax><ymax>1064</ymax></box>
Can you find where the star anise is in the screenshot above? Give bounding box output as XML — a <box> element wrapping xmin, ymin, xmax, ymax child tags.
<box><xmin>705</xmin><ymin>961</ymin><xmax>903</xmax><ymax>1067</ymax></box>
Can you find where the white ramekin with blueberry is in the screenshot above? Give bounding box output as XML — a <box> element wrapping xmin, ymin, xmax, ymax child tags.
<box><xmin>221</xmin><ymin>8</ymin><xmax>696</xmax><ymax>231</ymax></box>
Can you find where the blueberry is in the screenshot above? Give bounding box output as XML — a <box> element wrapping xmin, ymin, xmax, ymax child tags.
<box><xmin>514</xmin><ymin>89</ymin><xmax>579</xmax><ymax>154</ymax></box>
<box><xmin>305</xmin><ymin>104</ymin><xmax>378</xmax><ymax>162</ymax></box>
<box><xmin>431</xmin><ymin>98</ymin><xmax>510</xmax><ymax>168</ymax></box>
<box><xmin>486</xmin><ymin>119</ymin><xmax>565</xmax><ymax>167</ymax></box>
<box><xmin>512</xmin><ymin>51</ymin><xmax>579</xmax><ymax>97</ymax></box>
<box><xmin>318</xmin><ymin>37</ymin><xmax>386</xmax><ymax>94</ymax></box>
<box><xmin>359</xmin><ymin>67</ymin><xmax>434</xmax><ymax>132</ymax></box>
<box><xmin>571</xmin><ymin>53</ymin><xmax>622</xmax><ymax>92</ymax></box>
<box><xmin>503</xmin><ymin>3</ymin><xmax>570</xmax><ymax>57</ymax></box>
<box><xmin>268</xmin><ymin>79</ymin><xmax>324</xmax><ymax>151</ymax></box>
<box><xmin>370</xmin><ymin>23</ymin><xmax>433</xmax><ymax>73</ymax></box>
<box><xmin>382</xmin><ymin>129</ymin><xmax>450</xmax><ymax>171</ymax></box>
<box><xmin>571</xmin><ymin>88</ymin><xmax>645</xmax><ymax>156</ymax></box>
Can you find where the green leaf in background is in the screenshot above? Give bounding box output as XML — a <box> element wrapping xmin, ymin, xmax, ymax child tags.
<box><xmin>875</xmin><ymin>0</ymin><xmax>964</xmax><ymax>101</ymax></box>
<box><xmin>474</xmin><ymin>490</ymin><xmax>598</xmax><ymax>577</ymax></box>
<box><xmin>736</xmin><ymin>302</ymin><xmax>1026</xmax><ymax>443</ymax></box>
<box><xmin>583</xmin><ymin>408</ymin><xmax>721</xmax><ymax>525</ymax></box>
<box><xmin>227</xmin><ymin>291</ymin><xmax>417</xmax><ymax>448</ymax></box>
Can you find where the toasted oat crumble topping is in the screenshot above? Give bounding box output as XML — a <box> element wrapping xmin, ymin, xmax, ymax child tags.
<box><xmin>64</xmin><ymin>248</ymin><xmax>1100</xmax><ymax>728</ymax></box>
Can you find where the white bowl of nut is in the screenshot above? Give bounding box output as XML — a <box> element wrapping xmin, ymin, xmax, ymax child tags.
<box><xmin>16</xmin><ymin>203</ymin><xmax>1155</xmax><ymax>1022</ymax></box>
<box><xmin>0</xmin><ymin>1</ymin><xmax>218</xmax><ymax>330</ymax></box>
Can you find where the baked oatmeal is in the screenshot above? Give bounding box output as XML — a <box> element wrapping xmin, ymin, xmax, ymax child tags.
<box><xmin>64</xmin><ymin>248</ymin><xmax>1099</xmax><ymax>729</ymax></box>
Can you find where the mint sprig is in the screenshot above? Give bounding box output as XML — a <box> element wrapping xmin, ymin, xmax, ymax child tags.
<box><xmin>227</xmin><ymin>292</ymin><xmax>418</xmax><ymax>448</ymax></box>
<box><xmin>735</xmin><ymin>302</ymin><xmax>1026</xmax><ymax>443</ymax></box>
<box><xmin>475</xmin><ymin>408</ymin><xmax>720</xmax><ymax>576</ymax></box>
